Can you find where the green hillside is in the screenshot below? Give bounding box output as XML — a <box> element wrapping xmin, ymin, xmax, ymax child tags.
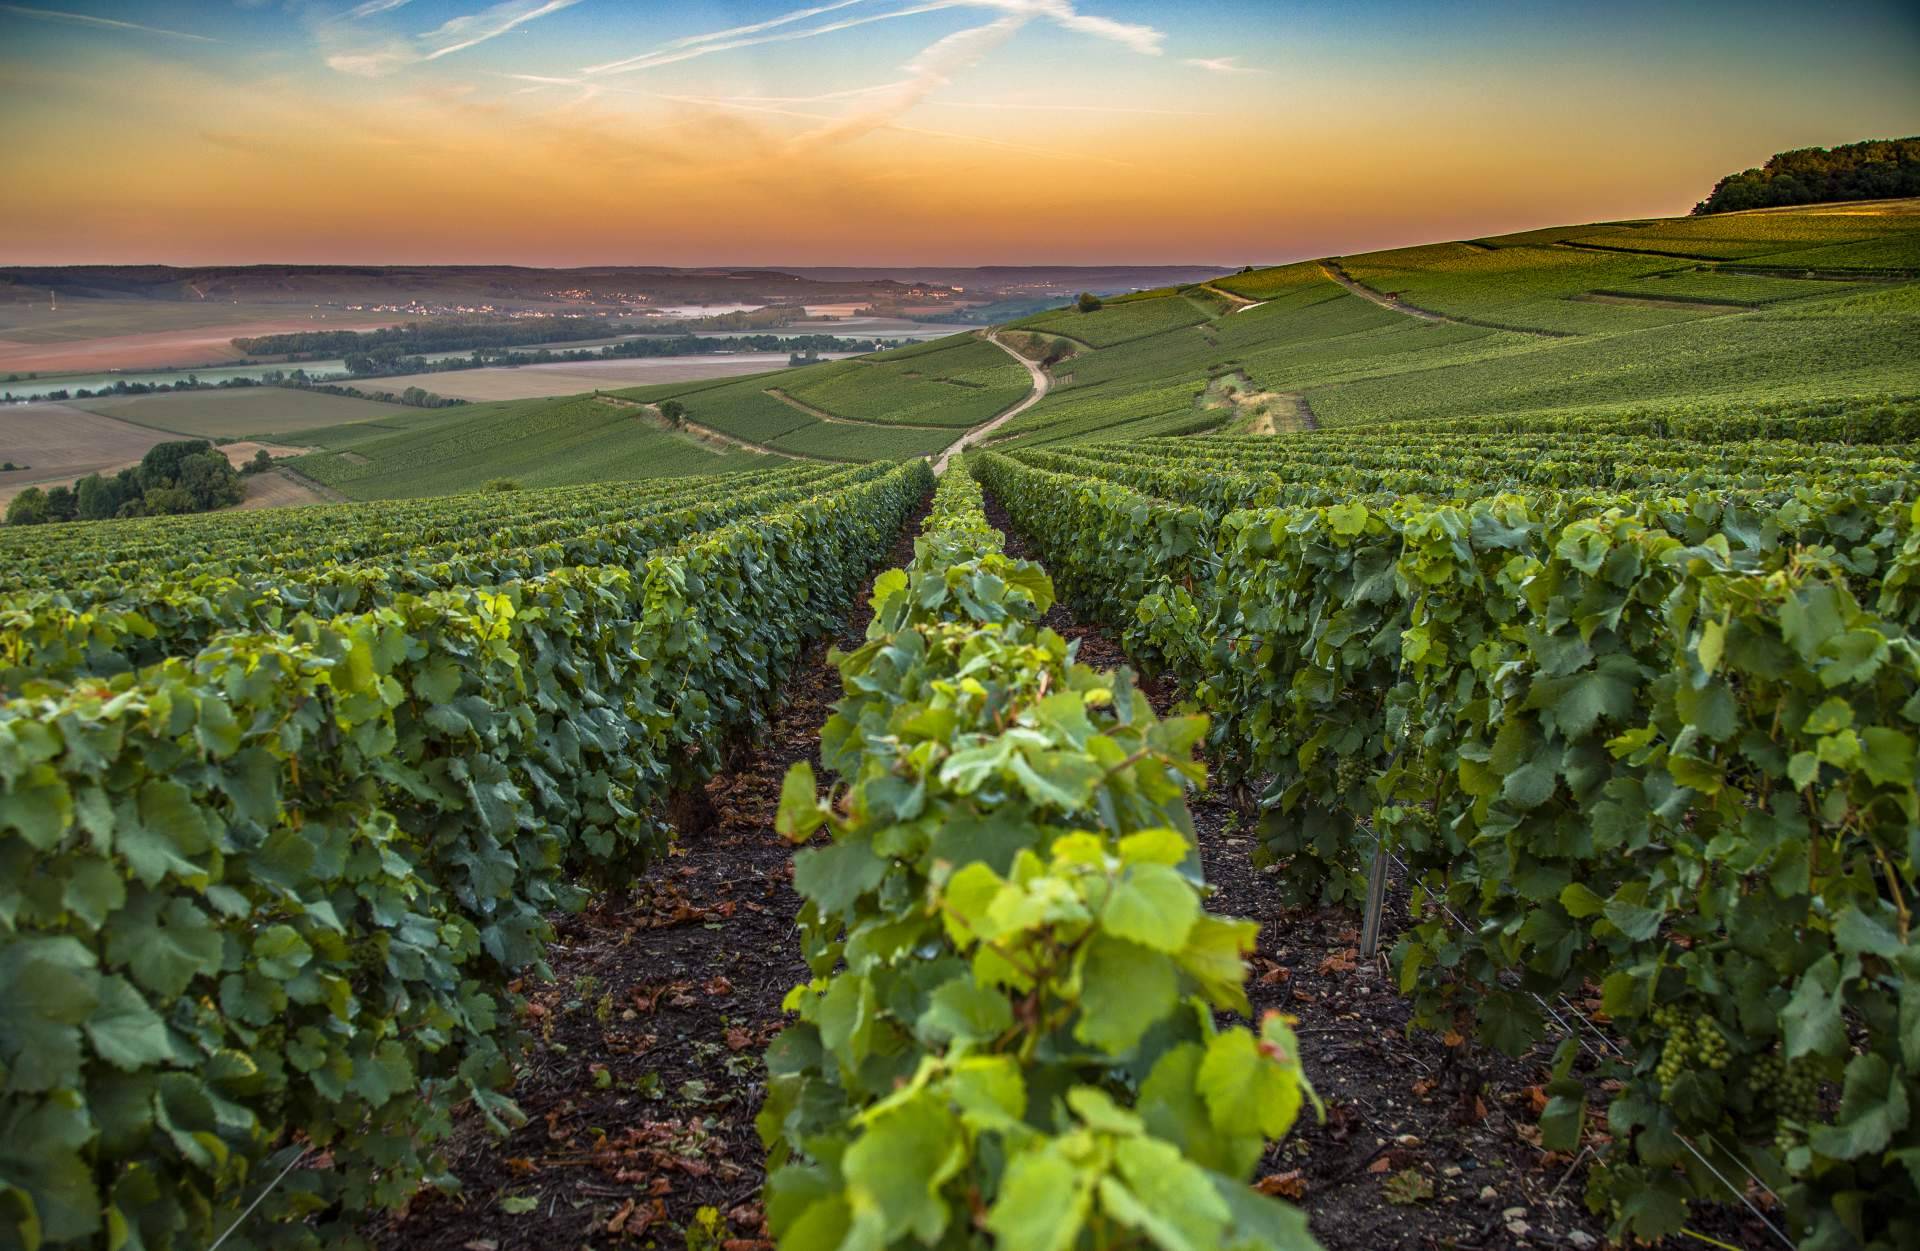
<box><xmin>273</xmin><ymin>200</ymin><xmax>1920</xmax><ymax>498</ymax></box>
<box><xmin>293</xmin><ymin>393</ymin><xmax>768</xmax><ymax>498</ymax></box>
<box><xmin>985</xmin><ymin>198</ymin><xmax>1920</xmax><ymax>446</ymax></box>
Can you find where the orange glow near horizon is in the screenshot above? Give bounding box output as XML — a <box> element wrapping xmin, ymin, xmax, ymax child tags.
<box><xmin>2</xmin><ymin>2</ymin><xmax>1918</xmax><ymax>266</ymax></box>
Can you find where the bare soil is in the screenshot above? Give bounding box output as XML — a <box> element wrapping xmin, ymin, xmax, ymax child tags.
<box><xmin>219</xmin><ymin>441</ymin><xmax>314</xmax><ymax>468</ymax></box>
<box><xmin>364</xmin><ymin>500</ymin><xmax>928</xmax><ymax>1251</ymax></box>
<box><xmin>0</xmin><ymin>314</ymin><xmax>400</xmax><ymax>374</ymax></box>
<box><xmin>239</xmin><ymin>468</ymin><xmax>335</xmax><ymax>510</ymax></box>
<box><xmin>0</xmin><ymin>403</ymin><xmax>169</xmax><ymax>504</ymax></box>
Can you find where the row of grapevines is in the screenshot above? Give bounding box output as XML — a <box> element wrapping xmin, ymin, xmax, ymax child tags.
<box><xmin>760</xmin><ymin>464</ymin><xmax>1322</xmax><ymax>1250</ymax></box>
<box><xmin>1020</xmin><ymin>432</ymin><xmax>1917</xmax><ymax>517</ymax></box>
<box><xmin>0</xmin><ymin>462</ymin><xmax>930</xmax><ymax>1250</ymax></box>
<box><xmin>1</xmin><ymin>463</ymin><xmax>890</xmax><ymax>687</ymax></box>
<box><xmin>973</xmin><ymin>451</ymin><xmax>1919</xmax><ymax>1250</ymax></box>
<box><xmin>0</xmin><ymin>464</ymin><xmax>824</xmax><ymax>590</ymax></box>
<box><xmin>1345</xmin><ymin>393</ymin><xmax>1920</xmax><ymax>446</ymax></box>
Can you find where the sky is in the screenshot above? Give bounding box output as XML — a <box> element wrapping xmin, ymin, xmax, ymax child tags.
<box><xmin>0</xmin><ymin>0</ymin><xmax>1916</xmax><ymax>266</ymax></box>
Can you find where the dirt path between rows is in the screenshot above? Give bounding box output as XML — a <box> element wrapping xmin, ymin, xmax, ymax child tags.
<box><xmin>366</xmin><ymin>498</ymin><xmax>930</xmax><ymax>1251</ymax></box>
<box><xmin>1319</xmin><ymin>261</ymin><xmax>1567</xmax><ymax>339</ymax></box>
<box><xmin>1200</xmin><ymin>282</ymin><xmax>1268</xmax><ymax>314</ymax></box>
<box><xmin>592</xmin><ymin>394</ymin><xmax>828</xmax><ymax>461</ymax></box>
<box><xmin>931</xmin><ymin>331</ymin><xmax>1049</xmax><ymax>474</ymax></box>
<box><xmin>762</xmin><ymin>387</ymin><xmax>952</xmax><ymax>431</ymax></box>
<box><xmin>1318</xmin><ymin>260</ymin><xmax>1456</xmax><ymax>324</ymax></box>
<box><xmin>976</xmin><ymin>490</ymin><xmax>1773</xmax><ymax>1251</ymax></box>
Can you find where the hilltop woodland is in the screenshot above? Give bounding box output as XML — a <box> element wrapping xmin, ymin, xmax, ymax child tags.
<box><xmin>1695</xmin><ymin>137</ymin><xmax>1920</xmax><ymax>214</ymax></box>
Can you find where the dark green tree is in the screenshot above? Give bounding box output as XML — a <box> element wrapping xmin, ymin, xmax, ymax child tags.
<box><xmin>5</xmin><ymin>487</ymin><xmax>50</xmax><ymax>526</ymax></box>
<box><xmin>1695</xmin><ymin>137</ymin><xmax>1920</xmax><ymax>214</ymax></box>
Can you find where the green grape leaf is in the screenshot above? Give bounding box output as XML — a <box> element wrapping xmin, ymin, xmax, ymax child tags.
<box><xmin>84</xmin><ymin>975</ymin><xmax>173</xmax><ymax>1071</ymax></box>
<box><xmin>985</xmin><ymin>1145</ymin><xmax>1088</xmax><ymax>1251</ymax></box>
<box><xmin>1103</xmin><ymin>862</ymin><xmax>1199</xmax><ymax>952</ymax></box>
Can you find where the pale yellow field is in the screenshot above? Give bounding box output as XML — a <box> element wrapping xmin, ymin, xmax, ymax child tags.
<box><xmin>0</xmin><ymin>403</ymin><xmax>170</xmax><ymax>505</ymax></box>
<box><xmin>371</xmin><ymin>353</ymin><xmax>854</xmax><ymax>401</ymax></box>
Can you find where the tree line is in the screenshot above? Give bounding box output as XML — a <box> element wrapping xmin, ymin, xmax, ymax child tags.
<box><xmin>5</xmin><ymin>439</ymin><xmax>245</xmax><ymax>526</ymax></box>
<box><xmin>1694</xmin><ymin>136</ymin><xmax>1919</xmax><ymax>214</ymax></box>
<box><xmin>233</xmin><ymin>317</ymin><xmax>621</xmax><ymax>360</ymax></box>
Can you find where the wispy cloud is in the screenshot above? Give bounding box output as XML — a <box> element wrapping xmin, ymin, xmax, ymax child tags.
<box><xmin>584</xmin><ymin>0</ymin><xmax>1164</xmax><ymax>77</ymax></box>
<box><xmin>324</xmin><ymin>0</ymin><xmax>580</xmax><ymax>76</ymax></box>
<box><xmin>791</xmin><ymin>14</ymin><xmax>1027</xmax><ymax>147</ymax></box>
<box><xmin>0</xmin><ymin>2</ymin><xmax>219</xmax><ymax>43</ymax></box>
<box><xmin>420</xmin><ymin>0</ymin><xmax>579</xmax><ymax>62</ymax></box>
<box><xmin>941</xmin><ymin>99</ymin><xmax>1217</xmax><ymax>116</ymax></box>
<box><xmin>583</xmin><ymin>3</ymin><xmax>947</xmax><ymax>77</ymax></box>
<box><xmin>1184</xmin><ymin>55</ymin><xmax>1260</xmax><ymax>75</ymax></box>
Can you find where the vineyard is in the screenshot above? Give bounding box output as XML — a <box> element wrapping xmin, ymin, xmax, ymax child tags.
<box><xmin>2</xmin><ymin>198</ymin><xmax>1919</xmax><ymax>1251</ymax></box>
<box><xmin>971</xmin><ymin>401</ymin><xmax>1920</xmax><ymax>1250</ymax></box>
<box><xmin>0</xmin><ymin>462</ymin><xmax>930</xmax><ymax>1248</ymax></box>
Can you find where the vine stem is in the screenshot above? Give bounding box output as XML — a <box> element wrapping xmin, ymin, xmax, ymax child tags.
<box><xmin>1872</xmin><ymin>842</ymin><xmax>1911</xmax><ymax>939</ymax></box>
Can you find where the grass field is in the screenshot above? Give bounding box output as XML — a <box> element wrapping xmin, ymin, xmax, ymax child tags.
<box><xmin>776</xmin><ymin>337</ymin><xmax>1026</xmax><ymax>427</ymax></box>
<box><xmin>292</xmin><ymin>394</ymin><xmax>769</xmax><ymax>499</ymax></box>
<box><xmin>975</xmin><ymin>200</ymin><xmax>1920</xmax><ymax>448</ymax></box>
<box><xmin>72</xmin><ymin>387</ymin><xmax>412</xmax><ymax>439</ymax></box>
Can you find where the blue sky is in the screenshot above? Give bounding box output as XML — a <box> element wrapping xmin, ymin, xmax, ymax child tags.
<box><xmin>1</xmin><ymin>1</ymin><xmax>1916</xmax><ymax>263</ymax></box>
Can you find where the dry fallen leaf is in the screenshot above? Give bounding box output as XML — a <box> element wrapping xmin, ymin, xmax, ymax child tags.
<box><xmin>1255</xmin><ymin>1170</ymin><xmax>1308</xmax><ymax>1199</ymax></box>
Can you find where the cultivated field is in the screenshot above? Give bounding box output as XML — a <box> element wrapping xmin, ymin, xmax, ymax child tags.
<box><xmin>237</xmin><ymin>467</ymin><xmax>335</xmax><ymax>509</ymax></box>
<box><xmin>986</xmin><ymin>200</ymin><xmax>1920</xmax><ymax>446</ymax></box>
<box><xmin>292</xmin><ymin>393</ymin><xmax>773</xmax><ymax>497</ymax></box>
<box><xmin>0</xmin><ymin>299</ymin><xmax>404</xmax><ymax>372</ymax></box>
<box><xmin>362</xmin><ymin>352</ymin><xmax>853</xmax><ymax>401</ymax></box>
<box><xmin>73</xmin><ymin>386</ymin><xmax>413</xmax><ymax>439</ymax></box>
<box><xmin>0</xmin><ymin>401</ymin><xmax>173</xmax><ymax>504</ymax></box>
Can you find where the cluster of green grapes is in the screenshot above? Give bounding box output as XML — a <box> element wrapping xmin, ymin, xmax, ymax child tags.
<box><xmin>1750</xmin><ymin>1051</ymin><xmax>1823</xmax><ymax>1152</ymax></box>
<box><xmin>1650</xmin><ymin>1004</ymin><xmax>1730</xmax><ymax>1097</ymax></box>
<box><xmin>1332</xmin><ymin>753</ymin><xmax>1372</xmax><ymax>793</ymax></box>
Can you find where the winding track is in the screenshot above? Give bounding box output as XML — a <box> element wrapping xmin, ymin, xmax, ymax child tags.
<box><xmin>1317</xmin><ymin>259</ymin><xmax>1455</xmax><ymax>324</ymax></box>
<box><xmin>932</xmin><ymin>331</ymin><xmax>1049</xmax><ymax>475</ymax></box>
<box><xmin>1317</xmin><ymin>259</ymin><xmax>1567</xmax><ymax>338</ymax></box>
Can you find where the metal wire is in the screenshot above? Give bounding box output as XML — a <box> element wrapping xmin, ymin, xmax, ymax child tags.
<box><xmin>207</xmin><ymin>1147</ymin><xmax>311</xmax><ymax>1251</ymax></box>
<box><xmin>1382</xmin><ymin>851</ymin><xmax>1796</xmax><ymax>1249</ymax></box>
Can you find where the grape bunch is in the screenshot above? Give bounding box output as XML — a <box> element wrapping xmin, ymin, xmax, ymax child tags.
<box><xmin>1332</xmin><ymin>753</ymin><xmax>1370</xmax><ymax>793</ymax></box>
<box><xmin>1750</xmin><ymin>1050</ymin><xmax>1822</xmax><ymax>1152</ymax></box>
<box><xmin>1650</xmin><ymin>1004</ymin><xmax>1730</xmax><ymax>1099</ymax></box>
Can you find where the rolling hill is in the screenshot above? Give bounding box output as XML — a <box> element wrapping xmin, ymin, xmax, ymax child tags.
<box><xmin>272</xmin><ymin>198</ymin><xmax>1919</xmax><ymax>499</ymax></box>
